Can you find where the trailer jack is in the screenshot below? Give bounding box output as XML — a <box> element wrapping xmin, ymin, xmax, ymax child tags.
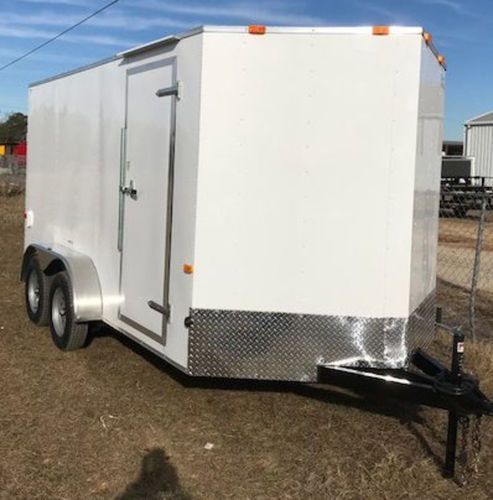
<box><xmin>317</xmin><ymin>317</ymin><xmax>493</xmax><ymax>483</ymax></box>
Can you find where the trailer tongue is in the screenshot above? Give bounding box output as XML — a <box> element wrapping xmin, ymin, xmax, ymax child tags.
<box><xmin>318</xmin><ymin>313</ymin><xmax>493</xmax><ymax>483</ymax></box>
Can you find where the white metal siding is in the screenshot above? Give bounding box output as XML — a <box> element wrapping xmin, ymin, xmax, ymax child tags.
<box><xmin>409</xmin><ymin>41</ymin><xmax>445</xmax><ymax>312</ymax></box>
<box><xmin>26</xmin><ymin>36</ymin><xmax>204</xmax><ymax>369</ymax></box>
<box><xmin>466</xmin><ymin>125</ymin><xmax>493</xmax><ymax>179</ymax></box>
<box><xmin>193</xmin><ymin>32</ymin><xmax>427</xmax><ymax>318</ymax></box>
<box><xmin>26</xmin><ymin>58</ymin><xmax>125</xmax><ymax>323</ymax></box>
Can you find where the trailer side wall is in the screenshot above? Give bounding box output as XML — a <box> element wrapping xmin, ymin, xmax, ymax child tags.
<box><xmin>26</xmin><ymin>36</ymin><xmax>204</xmax><ymax>369</ymax></box>
<box><xmin>409</xmin><ymin>41</ymin><xmax>445</xmax><ymax>311</ymax></box>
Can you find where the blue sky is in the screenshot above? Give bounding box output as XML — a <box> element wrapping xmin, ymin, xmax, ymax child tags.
<box><xmin>0</xmin><ymin>0</ymin><xmax>491</xmax><ymax>139</ymax></box>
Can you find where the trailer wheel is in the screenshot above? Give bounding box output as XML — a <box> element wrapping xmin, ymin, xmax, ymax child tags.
<box><xmin>49</xmin><ymin>272</ymin><xmax>88</xmax><ymax>351</ymax></box>
<box><xmin>25</xmin><ymin>256</ymin><xmax>52</xmax><ymax>326</ymax></box>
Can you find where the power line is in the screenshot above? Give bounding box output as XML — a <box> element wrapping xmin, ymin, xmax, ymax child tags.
<box><xmin>0</xmin><ymin>0</ymin><xmax>121</xmax><ymax>73</ymax></box>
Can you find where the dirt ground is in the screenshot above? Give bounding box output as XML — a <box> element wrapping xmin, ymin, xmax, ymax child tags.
<box><xmin>1</xmin><ymin>195</ymin><xmax>492</xmax><ymax>499</ymax></box>
<box><xmin>439</xmin><ymin>213</ymin><xmax>493</xmax><ymax>252</ymax></box>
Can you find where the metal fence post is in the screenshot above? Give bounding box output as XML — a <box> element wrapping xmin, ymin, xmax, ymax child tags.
<box><xmin>469</xmin><ymin>194</ymin><xmax>487</xmax><ymax>341</ymax></box>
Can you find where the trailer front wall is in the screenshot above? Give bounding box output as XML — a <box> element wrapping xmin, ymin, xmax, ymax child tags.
<box><xmin>187</xmin><ymin>31</ymin><xmax>441</xmax><ymax>376</ymax></box>
<box><xmin>194</xmin><ymin>32</ymin><xmax>423</xmax><ymax>319</ymax></box>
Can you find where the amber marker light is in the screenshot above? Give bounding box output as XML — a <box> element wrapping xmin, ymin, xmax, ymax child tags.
<box><xmin>183</xmin><ymin>264</ymin><xmax>194</xmax><ymax>274</ymax></box>
<box><xmin>372</xmin><ymin>26</ymin><xmax>390</xmax><ymax>36</ymax></box>
<box><xmin>248</xmin><ymin>25</ymin><xmax>267</xmax><ymax>35</ymax></box>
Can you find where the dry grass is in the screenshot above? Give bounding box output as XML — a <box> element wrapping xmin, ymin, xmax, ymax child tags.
<box><xmin>0</xmin><ymin>196</ymin><xmax>492</xmax><ymax>499</ymax></box>
<box><xmin>0</xmin><ymin>175</ymin><xmax>25</xmax><ymax>197</ymax></box>
<box><xmin>437</xmin><ymin>279</ymin><xmax>493</xmax><ymax>341</ymax></box>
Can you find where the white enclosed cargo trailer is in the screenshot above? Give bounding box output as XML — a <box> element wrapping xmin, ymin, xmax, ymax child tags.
<box><xmin>22</xmin><ymin>25</ymin><xmax>445</xmax><ymax>381</ymax></box>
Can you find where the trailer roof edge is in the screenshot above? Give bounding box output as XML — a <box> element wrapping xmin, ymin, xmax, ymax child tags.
<box><xmin>119</xmin><ymin>25</ymin><xmax>425</xmax><ymax>59</ymax></box>
<box><xmin>29</xmin><ymin>55</ymin><xmax>121</xmax><ymax>88</ymax></box>
<box><xmin>29</xmin><ymin>25</ymin><xmax>425</xmax><ymax>88</ymax></box>
<box><xmin>29</xmin><ymin>26</ymin><xmax>205</xmax><ymax>88</ymax></box>
<box><xmin>118</xmin><ymin>26</ymin><xmax>204</xmax><ymax>58</ymax></box>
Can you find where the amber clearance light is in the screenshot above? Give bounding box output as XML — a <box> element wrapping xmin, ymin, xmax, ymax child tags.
<box><xmin>183</xmin><ymin>264</ymin><xmax>194</xmax><ymax>275</ymax></box>
<box><xmin>372</xmin><ymin>26</ymin><xmax>390</xmax><ymax>36</ymax></box>
<box><xmin>423</xmin><ymin>32</ymin><xmax>433</xmax><ymax>45</ymax></box>
<box><xmin>248</xmin><ymin>25</ymin><xmax>267</xmax><ymax>35</ymax></box>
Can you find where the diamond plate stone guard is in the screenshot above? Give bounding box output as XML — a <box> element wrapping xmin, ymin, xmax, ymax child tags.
<box><xmin>188</xmin><ymin>292</ymin><xmax>436</xmax><ymax>382</ymax></box>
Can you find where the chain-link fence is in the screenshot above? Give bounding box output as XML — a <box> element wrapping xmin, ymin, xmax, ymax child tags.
<box><xmin>0</xmin><ymin>155</ymin><xmax>26</xmax><ymax>196</ymax></box>
<box><xmin>438</xmin><ymin>177</ymin><xmax>493</xmax><ymax>340</ymax></box>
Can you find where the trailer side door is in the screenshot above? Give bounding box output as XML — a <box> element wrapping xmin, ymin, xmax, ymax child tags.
<box><xmin>119</xmin><ymin>57</ymin><xmax>176</xmax><ymax>343</ymax></box>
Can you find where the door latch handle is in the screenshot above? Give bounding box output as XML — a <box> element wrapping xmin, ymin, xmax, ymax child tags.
<box><xmin>120</xmin><ymin>179</ymin><xmax>137</xmax><ymax>199</ymax></box>
<box><xmin>148</xmin><ymin>300</ymin><xmax>170</xmax><ymax>318</ymax></box>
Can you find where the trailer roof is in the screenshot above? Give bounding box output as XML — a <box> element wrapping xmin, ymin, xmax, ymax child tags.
<box><xmin>30</xmin><ymin>25</ymin><xmax>427</xmax><ymax>88</ymax></box>
<box><xmin>466</xmin><ymin>111</ymin><xmax>493</xmax><ymax>126</ymax></box>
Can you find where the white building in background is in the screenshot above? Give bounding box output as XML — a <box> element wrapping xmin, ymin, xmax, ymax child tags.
<box><xmin>465</xmin><ymin>111</ymin><xmax>493</xmax><ymax>181</ymax></box>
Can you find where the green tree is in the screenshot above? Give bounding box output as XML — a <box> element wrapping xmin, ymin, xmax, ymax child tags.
<box><xmin>0</xmin><ymin>112</ymin><xmax>27</xmax><ymax>143</ymax></box>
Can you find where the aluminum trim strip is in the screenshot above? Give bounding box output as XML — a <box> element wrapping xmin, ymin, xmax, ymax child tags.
<box><xmin>29</xmin><ymin>55</ymin><xmax>120</xmax><ymax>88</ymax></box>
<box><xmin>188</xmin><ymin>292</ymin><xmax>436</xmax><ymax>382</ymax></box>
<box><xmin>201</xmin><ymin>25</ymin><xmax>423</xmax><ymax>35</ymax></box>
<box><xmin>120</xmin><ymin>314</ymin><xmax>164</xmax><ymax>344</ymax></box>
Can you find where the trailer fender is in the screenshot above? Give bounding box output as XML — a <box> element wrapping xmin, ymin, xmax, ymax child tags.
<box><xmin>21</xmin><ymin>244</ymin><xmax>103</xmax><ymax>322</ymax></box>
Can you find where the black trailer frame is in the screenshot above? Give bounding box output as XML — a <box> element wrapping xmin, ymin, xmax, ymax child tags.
<box><xmin>317</xmin><ymin>310</ymin><xmax>493</xmax><ymax>481</ymax></box>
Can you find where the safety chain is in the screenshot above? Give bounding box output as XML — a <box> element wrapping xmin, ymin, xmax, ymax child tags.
<box><xmin>456</xmin><ymin>414</ymin><xmax>483</xmax><ymax>486</ymax></box>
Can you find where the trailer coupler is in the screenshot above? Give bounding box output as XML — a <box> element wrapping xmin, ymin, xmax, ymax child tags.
<box><xmin>317</xmin><ymin>325</ymin><xmax>493</xmax><ymax>483</ymax></box>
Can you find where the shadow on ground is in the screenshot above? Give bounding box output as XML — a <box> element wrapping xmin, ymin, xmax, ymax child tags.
<box><xmin>117</xmin><ymin>448</ymin><xmax>191</xmax><ymax>500</ymax></box>
<box><xmin>88</xmin><ymin>323</ymin><xmax>426</xmax><ymax>423</ymax></box>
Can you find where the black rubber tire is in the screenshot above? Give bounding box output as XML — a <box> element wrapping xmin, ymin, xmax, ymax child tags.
<box><xmin>49</xmin><ymin>272</ymin><xmax>88</xmax><ymax>351</ymax></box>
<box><xmin>24</xmin><ymin>256</ymin><xmax>52</xmax><ymax>326</ymax></box>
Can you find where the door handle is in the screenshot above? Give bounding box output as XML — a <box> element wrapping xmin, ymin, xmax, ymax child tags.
<box><xmin>148</xmin><ymin>300</ymin><xmax>170</xmax><ymax>318</ymax></box>
<box><xmin>120</xmin><ymin>179</ymin><xmax>137</xmax><ymax>199</ymax></box>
